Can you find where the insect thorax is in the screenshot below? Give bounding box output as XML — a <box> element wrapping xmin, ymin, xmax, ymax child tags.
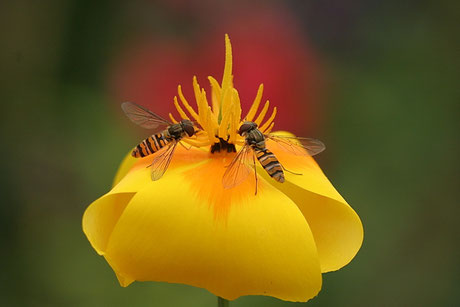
<box><xmin>167</xmin><ymin>124</ymin><xmax>185</xmax><ymax>139</ymax></box>
<box><xmin>246</xmin><ymin>129</ymin><xmax>265</xmax><ymax>149</ymax></box>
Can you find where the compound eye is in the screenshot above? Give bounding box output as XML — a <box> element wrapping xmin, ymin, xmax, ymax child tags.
<box><xmin>238</xmin><ymin>123</ymin><xmax>253</xmax><ymax>135</ymax></box>
<box><xmin>184</xmin><ymin>125</ymin><xmax>195</xmax><ymax>137</ymax></box>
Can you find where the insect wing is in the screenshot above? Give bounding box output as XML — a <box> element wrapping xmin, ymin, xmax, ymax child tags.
<box><xmin>222</xmin><ymin>145</ymin><xmax>254</xmax><ymax>189</ymax></box>
<box><xmin>122</xmin><ymin>102</ymin><xmax>171</xmax><ymax>131</ymax></box>
<box><xmin>266</xmin><ymin>134</ymin><xmax>326</xmax><ymax>156</ymax></box>
<box><xmin>149</xmin><ymin>142</ymin><xmax>177</xmax><ymax>181</ymax></box>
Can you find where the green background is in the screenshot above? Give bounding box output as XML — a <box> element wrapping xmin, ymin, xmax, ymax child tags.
<box><xmin>1</xmin><ymin>1</ymin><xmax>458</xmax><ymax>306</ymax></box>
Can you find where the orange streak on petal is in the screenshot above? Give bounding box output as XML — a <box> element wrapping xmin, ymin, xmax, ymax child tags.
<box><xmin>183</xmin><ymin>152</ymin><xmax>264</xmax><ymax>220</ymax></box>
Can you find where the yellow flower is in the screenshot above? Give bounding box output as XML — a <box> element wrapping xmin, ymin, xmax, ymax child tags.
<box><xmin>82</xmin><ymin>35</ymin><xmax>363</xmax><ymax>302</ymax></box>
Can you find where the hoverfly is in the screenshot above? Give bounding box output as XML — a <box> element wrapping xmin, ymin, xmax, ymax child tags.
<box><xmin>121</xmin><ymin>102</ymin><xmax>196</xmax><ymax>180</ymax></box>
<box><xmin>222</xmin><ymin>121</ymin><xmax>325</xmax><ymax>193</ymax></box>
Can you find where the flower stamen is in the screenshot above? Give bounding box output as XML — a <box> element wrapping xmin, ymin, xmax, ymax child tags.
<box><xmin>244</xmin><ymin>83</ymin><xmax>264</xmax><ymax>122</ymax></box>
<box><xmin>208</xmin><ymin>76</ymin><xmax>221</xmax><ymax>115</ymax></box>
<box><xmin>171</xmin><ymin>34</ymin><xmax>277</xmax><ymax>151</ymax></box>
<box><xmin>259</xmin><ymin>106</ymin><xmax>277</xmax><ymax>132</ymax></box>
<box><xmin>177</xmin><ymin>85</ymin><xmax>200</xmax><ymax>123</ymax></box>
<box><xmin>168</xmin><ymin>113</ymin><xmax>178</xmax><ymax>124</ymax></box>
<box><xmin>254</xmin><ymin>100</ymin><xmax>270</xmax><ymax>126</ymax></box>
<box><xmin>173</xmin><ymin>96</ymin><xmax>190</xmax><ymax>120</ymax></box>
<box><xmin>263</xmin><ymin>121</ymin><xmax>275</xmax><ymax>134</ymax></box>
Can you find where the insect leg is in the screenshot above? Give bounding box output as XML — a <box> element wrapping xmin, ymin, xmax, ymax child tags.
<box><xmin>280</xmin><ymin>163</ymin><xmax>303</xmax><ymax>176</ymax></box>
<box><xmin>178</xmin><ymin>141</ymin><xmax>192</xmax><ymax>151</ymax></box>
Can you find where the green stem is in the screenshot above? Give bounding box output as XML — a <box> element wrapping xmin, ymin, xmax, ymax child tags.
<box><xmin>217</xmin><ymin>296</ymin><xmax>229</xmax><ymax>307</ymax></box>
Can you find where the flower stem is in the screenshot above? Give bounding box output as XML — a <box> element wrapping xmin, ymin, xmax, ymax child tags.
<box><xmin>217</xmin><ymin>296</ymin><xmax>229</xmax><ymax>307</ymax></box>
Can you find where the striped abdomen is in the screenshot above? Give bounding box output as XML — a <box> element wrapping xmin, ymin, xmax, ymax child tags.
<box><xmin>132</xmin><ymin>132</ymin><xmax>170</xmax><ymax>158</ymax></box>
<box><xmin>255</xmin><ymin>148</ymin><xmax>285</xmax><ymax>183</ymax></box>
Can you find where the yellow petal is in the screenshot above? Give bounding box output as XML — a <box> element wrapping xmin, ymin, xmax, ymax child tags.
<box><xmin>266</xmin><ymin>133</ymin><xmax>364</xmax><ymax>273</ymax></box>
<box><xmin>84</xmin><ymin>146</ymin><xmax>211</xmax><ymax>254</ymax></box>
<box><xmin>98</xmin><ymin>156</ymin><xmax>321</xmax><ymax>302</ymax></box>
<box><xmin>111</xmin><ymin>146</ymin><xmax>210</xmax><ymax>192</ymax></box>
<box><xmin>82</xmin><ymin>192</ymin><xmax>135</xmax><ymax>255</ymax></box>
<box><xmin>112</xmin><ymin>151</ymin><xmax>137</xmax><ymax>187</ymax></box>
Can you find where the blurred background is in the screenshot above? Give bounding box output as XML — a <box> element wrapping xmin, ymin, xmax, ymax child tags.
<box><xmin>1</xmin><ymin>0</ymin><xmax>458</xmax><ymax>306</ymax></box>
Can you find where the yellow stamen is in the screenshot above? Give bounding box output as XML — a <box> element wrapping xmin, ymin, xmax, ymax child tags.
<box><xmin>201</xmin><ymin>89</ymin><xmax>218</xmax><ymax>130</ymax></box>
<box><xmin>171</xmin><ymin>34</ymin><xmax>277</xmax><ymax>150</ymax></box>
<box><xmin>208</xmin><ymin>76</ymin><xmax>221</xmax><ymax>115</ymax></box>
<box><xmin>229</xmin><ymin>89</ymin><xmax>242</xmax><ymax>143</ymax></box>
<box><xmin>259</xmin><ymin>107</ymin><xmax>277</xmax><ymax>132</ymax></box>
<box><xmin>168</xmin><ymin>113</ymin><xmax>179</xmax><ymax>124</ymax></box>
<box><xmin>217</xmin><ymin>89</ymin><xmax>231</xmax><ymax>139</ymax></box>
<box><xmin>177</xmin><ymin>85</ymin><xmax>200</xmax><ymax>123</ymax></box>
<box><xmin>254</xmin><ymin>100</ymin><xmax>270</xmax><ymax>126</ymax></box>
<box><xmin>222</xmin><ymin>34</ymin><xmax>233</xmax><ymax>91</ymax></box>
<box><xmin>263</xmin><ymin>122</ymin><xmax>275</xmax><ymax>134</ymax></box>
<box><xmin>218</xmin><ymin>95</ymin><xmax>232</xmax><ymax>139</ymax></box>
<box><xmin>173</xmin><ymin>96</ymin><xmax>190</xmax><ymax>120</ymax></box>
<box><xmin>192</xmin><ymin>76</ymin><xmax>203</xmax><ymax>111</ymax></box>
<box><xmin>245</xmin><ymin>84</ymin><xmax>264</xmax><ymax>121</ymax></box>
<box><xmin>205</xmin><ymin>106</ymin><xmax>218</xmax><ymax>144</ymax></box>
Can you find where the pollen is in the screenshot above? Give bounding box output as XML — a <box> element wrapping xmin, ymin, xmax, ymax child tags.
<box><xmin>171</xmin><ymin>34</ymin><xmax>277</xmax><ymax>150</ymax></box>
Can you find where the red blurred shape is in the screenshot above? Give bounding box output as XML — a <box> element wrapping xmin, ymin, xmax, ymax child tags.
<box><xmin>109</xmin><ymin>3</ymin><xmax>322</xmax><ymax>134</ymax></box>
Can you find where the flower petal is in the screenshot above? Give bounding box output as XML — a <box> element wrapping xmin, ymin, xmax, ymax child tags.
<box><xmin>266</xmin><ymin>134</ymin><xmax>363</xmax><ymax>273</ymax></box>
<box><xmin>84</xmin><ymin>147</ymin><xmax>210</xmax><ymax>254</ymax></box>
<box><xmin>111</xmin><ymin>146</ymin><xmax>210</xmax><ymax>193</ymax></box>
<box><xmin>112</xmin><ymin>151</ymin><xmax>137</xmax><ymax>187</ymax></box>
<box><xmin>82</xmin><ymin>192</ymin><xmax>135</xmax><ymax>255</ymax></box>
<box><xmin>103</xmin><ymin>157</ymin><xmax>322</xmax><ymax>302</ymax></box>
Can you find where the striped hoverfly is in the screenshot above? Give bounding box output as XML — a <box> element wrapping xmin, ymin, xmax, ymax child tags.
<box><xmin>121</xmin><ymin>102</ymin><xmax>196</xmax><ymax>180</ymax></box>
<box><xmin>222</xmin><ymin>121</ymin><xmax>325</xmax><ymax>194</ymax></box>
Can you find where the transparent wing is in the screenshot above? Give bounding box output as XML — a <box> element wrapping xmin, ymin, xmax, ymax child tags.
<box><xmin>222</xmin><ymin>145</ymin><xmax>254</xmax><ymax>189</ymax></box>
<box><xmin>266</xmin><ymin>134</ymin><xmax>326</xmax><ymax>156</ymax></box>
<box><xmin>149</xmin><ymin>142</ymin><xmax>177</xmax><ymax>181</ymax></box>
<box><xmin>121</xmin><ymin>102</ymin><xmax>171</xmax><ymax>130</ymax></box>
